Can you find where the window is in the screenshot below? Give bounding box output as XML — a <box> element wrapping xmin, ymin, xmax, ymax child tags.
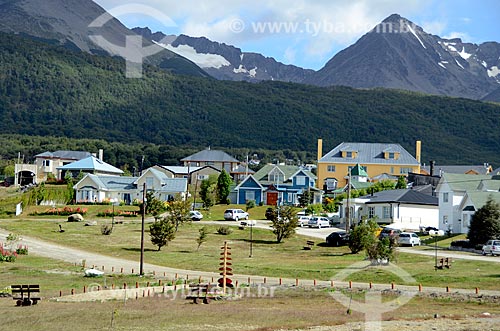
<box><xmin>327</xmin><ymin>165</ymin><xmax>336</xmax><ymax>172</ymax></box>
<box><xmin>245</xmin><ymin>191</ymin><xmax>255</xmax><ymax>201</ymax></box>
<box><xmin>197</xmin><ymin>174</ymin><xmax>208</xmax><ymax>180</ymax></box>
<box><xmin>388</xmin><ymin>152</ymin><xmax>395</xmax><ymax>159</ymax></box>
<box><xmin>400</xmin><ymin>167</ymin><xmax>412</xmax><ymax>174</ymax></box>
<box><xmin>442</xmin><ymin>192</ymin><xmax>449</xmax><ymax>203</ymax></box>
<box><xmin>382</xmin><ymin>206</ymin><xmax>390</xmax><ymax>219</ymax></box>
<box><xmin>346</xmin><ymin>151</ymin><xmax>353</xmax><ymax>158</ymax></box>
<box><xmin>42</xmin><ymin>160</ymin><xmax>51</xmax><ymax>167</ymax></box>
<box><xmin>390</xmin><ymin>167</ymin><xmax>394</xmax><ymax>174</ymax></box>
<box><xmin>296</xmin><ymin>176</ymin><xmax>306</xmax><ymax>185</ymax></box>
<box><xmin>368</xmin><ymin>207</ymin><xmax>375</xmax><ymax>218</ymax></box>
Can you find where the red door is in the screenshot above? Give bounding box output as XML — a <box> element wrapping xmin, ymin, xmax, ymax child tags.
<box><xmin>267</xmin><ymin>192</ymin><xmax>278</xmax><ymax>206</ymax></box>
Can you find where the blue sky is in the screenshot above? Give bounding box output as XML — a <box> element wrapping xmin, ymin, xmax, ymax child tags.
<box><xmin>94</xmin><ymin>0</ymin><xmax>500</xmax><ymax>70</ymax></box>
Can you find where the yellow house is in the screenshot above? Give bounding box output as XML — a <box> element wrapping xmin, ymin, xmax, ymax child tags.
<box><xmin>316</xmin><ymin>140</ymin><xmax>421</xmax><ymax>190</ymax></box>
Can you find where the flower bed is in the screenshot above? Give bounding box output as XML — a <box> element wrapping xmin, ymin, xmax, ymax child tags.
<box><xmin>30</xmin><ymin>206</ymin><xmax>88</xmax><ymax>216</ymax></box>
<box><xmin>0</xmin><ymin>245</ymin><xmax>17</xmax><ymax>262</ymax></box>
<box><xmin>96</xmin><ymin>210</ymin><xmax>138</xmax><ymax>217</ymax></box>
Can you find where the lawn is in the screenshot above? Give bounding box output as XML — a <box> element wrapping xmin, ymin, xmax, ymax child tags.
<box><xmin>1</xmin><ymin>218</ymin><xmax>499</xmax><ymax>290</ymax></box>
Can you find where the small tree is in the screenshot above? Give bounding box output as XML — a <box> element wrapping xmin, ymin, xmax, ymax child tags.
<box><xmin>166</xmin><ymin>197</ymin><xmax>192</xmax><ymax>232</ymax></box>
<box><xmin>199</xmin><ymin>175</ymin><xmax>218</xmax><ymax>209</ymax></box>
<box><xmin>270</xmin><ymin>206</ymin><xmax>298</xmax><ymax>243</ymax></box>
<box><xmin>468</xmin><ymin>197</ymin><xmax>500</xmax><ymax>246</ymax></box>
<box><xmin>395</xmin><ymin>176</ymin><xmax>407</xmax><ymax>189</ymax></box>
<box><xmin>216</xmin><ymin>169</ymin><xmax>232</xmax><ymax>204</ymax></box>
<box><xmin>298</xmin><ymin>189</ymin><xmax>313</xmax><ymax>207</ymax></box>
<box><xmin>196</xmin><ymin>226</ymin><xmax>209</xmax><ymax>251</ymax></box>
<box><xmin>246</xmin><ymin>199</ymin><xmax>256</xmax><ymax>211</ymax></box>
<box><xmin>149</xmin><ymin>218</ymin><xmax>176</xmax><ymax>251</ymax></box>
<box><xmin>144</xmin><ymin>192</ymin><xmax>167</xmax><ymax>217</ymax></box>
<box><xmin>348</xmin><ymin>219</ymin><xmax>378</xmax><ymax>254</ymax></box>
<box><xmin>65</xmin><ymin>172</ymin><xmax>74</xmax><ymax>204</ymax></box>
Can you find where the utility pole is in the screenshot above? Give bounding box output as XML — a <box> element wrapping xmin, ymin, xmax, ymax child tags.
<box><xmin>346</xmin><ymin>167</ymin><xmax>351</xmax><ymax>233</ymax></box>
<box><xmin>140</xmin><ymin>183</ymin><xmax>146</xmax><ymax>276</ymax></box>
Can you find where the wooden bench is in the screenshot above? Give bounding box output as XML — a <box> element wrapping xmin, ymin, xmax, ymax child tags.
<box><xmin>304</xmin><ymin>240</ymin><xmax>315</xmax><ymax>250</ymax></box>
<box><xmin>185</xmin><ymin>284</ymin><xmax>222</xmax><ymax>304</ymax></box>
<box><xmin>11</xmin><ymin>284</ymin><xmax>41</xmax><ymax>306</ymax></box>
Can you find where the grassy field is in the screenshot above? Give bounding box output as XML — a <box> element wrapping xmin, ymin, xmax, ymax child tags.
<box><xmin>1</xmin><ymin>217</ymin><xmax>498</xmax><ymax>290</ymax></box>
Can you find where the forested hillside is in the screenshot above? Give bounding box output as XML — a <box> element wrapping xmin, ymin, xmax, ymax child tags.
<box><xmin>1</xmin><ymin>32</ymin><xmax>500</xmax><ymax>166</ymax></box>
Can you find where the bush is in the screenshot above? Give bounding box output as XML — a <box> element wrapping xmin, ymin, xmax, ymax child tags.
<box><xmin>0</xmin><ymin>245</ymin><xmax>17</xmax><ymax>262</ymax></box>
<box><xmin>15</xmin><ymin>245</ymin><xmax>28</xmax><ymax>255</ymax></box>
<box><xmin>450</xmin><ymin>240</ymin><xmax>474</xmax><ymax>248</ymax></box>
<box><xmin>217</xmin><ymin>226</ymin><xmax>233</xmax><ymax>235</ymax></box>
<box><xmin>101</xmin><ymin>224</ymin><xmax>113</xmax><ymax>235</ymax></box>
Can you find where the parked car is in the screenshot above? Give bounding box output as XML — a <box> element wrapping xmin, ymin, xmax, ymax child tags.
<box><xmin>379</xmin><ymin>227</ymin><xmax>402</xmax><ymax>239</ymax></box>
<box><xmin>308</xmin><ymin>216</ymin><xmax>330</xmax><ymax>228</ymax></box>
<box><xmin>326</xmin><ymin>231</ymin><xmax>350</xmax><ymax>246</ymax></box>
<box><xmin>397</xmin><ymin>232</ymin><xmax>421</xmax><ymax>246</ymax></box>
<box><xmin>223</xmin><ymin>209</ymin><xmax>249</xmax><ymax>221</ymax></box>
<box><xmin>189</xmin><ymin>211</ymin><xmax>203</xmax><ymax>221</ymax></box>
<box><xmin>297</xmin><ymin>215</ymin><xmax>311</xmax><ymax>227</ymax></box>
<box><xmin>482</xmin><ymin>240</ymin><xmax>500</xmax><ymax>256</ymax></box>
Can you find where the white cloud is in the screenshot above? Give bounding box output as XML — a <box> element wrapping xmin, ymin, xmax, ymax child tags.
<box><xmin>443</xmin><ymin>31</ymin><xmax>472</xmax><ymax>41</ymax></box>
<box><xmin>92</xmin><ymin>0</ymin><xmax>438</xmax><ymax>68</ymax></box>
<box><xmin>422</xmin><ymin>20</ymin><xmax>447</xmax><ymax>35</ymax></box>
<box><xmin>283</xmin><ymin>47</ymin><xmax>296</xmax><ymax>64</ymax></box>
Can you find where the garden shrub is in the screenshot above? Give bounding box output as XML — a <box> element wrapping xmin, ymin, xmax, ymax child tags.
<box><xmin>217</xmin><ymin>226</ymin><xmax>233</xmax><ymax>235</ymax></box>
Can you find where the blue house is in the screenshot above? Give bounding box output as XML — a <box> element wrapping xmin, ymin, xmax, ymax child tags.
<box><xmin>231</xmin><ymin>165</ymin><xmax>322</xmax><ymax>206</ymax></box>
<box><xmin>232</xmin><ymin>175</ymin><xmax>265</xmax><ymax>205</ymax></box>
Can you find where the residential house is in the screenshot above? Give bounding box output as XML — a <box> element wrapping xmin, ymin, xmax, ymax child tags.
<box><xmin>231</xmin><ymin>175</ymin><xmax>265</xmax><ymax>205</ymax></box>
<box><xmin>181</xmin><ymin>147</ymin><xmax>242</xmax><ymax>179</ymax></box>
<box><xmin>316</xmin><ymin>139</ymin><xmax>421</xmax><ymax>191</ymax></box>
<box><xmin>241</xmin><ymin>164</ymin><xmax>322</xmax><ymax>205</ymax></box>
<box><xmin>73</xmin><ymin>167</ymin><xmax>189</xmax><ymax>205</ymax></box>
<box><xmin>135</xmin><ymin>168</ymin><xmax>188</xmax><ymax>202</ymax></box>
<box><xmin>74</xmin><ymin>174</ymin><xmax>137</xmax><ymax>204</ymax></box>
<box><xmin>339</xmin><ymin>189</ymin><xmax>439</xmax><ymax>230</ymax></box>
<box><xmin>421</xmin><ymin>163</ymin><xmax>493</xmax><ymax>176</ymax></box>
<box><xmin>58</xmin><ymin>156</ymin><xmax>123</xmax><ymax>179</ymax></box>
<box><xmin>153</xmin><ymin>165</ymin><xmax>221</xmax><ymax>185</ymax></box>
<box><xmin>14</xmin><ymin>150</ymin><xmax>92</xmax><ymax>186</ymax></box>
<box><xmin>435</xmin><ymin>173</ymin><xmax>499</xmax><ymax>233</ymax></box>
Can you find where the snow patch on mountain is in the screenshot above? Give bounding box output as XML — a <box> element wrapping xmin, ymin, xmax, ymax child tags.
<box><xmin>233</xmin><ymin>65</ymin><xmax>258</xmax><ymax>77</ymax></box>
<box><xmin>454</xmin><ymin>58</ymin><xmax>464</xmax><ymax>69</ymax></box>
<box><xmin>488</xmin><ymin>66</ymin><xmax>500</xmax><ymax>78</ymax></box>
<box><xmin>458</xmin><ymin>47</ymin><xmax>472</xmax><ymax>60</ymax></box>
<box><xmin>154</xmin><ymin>42</ymin><xmax>231</xmax><ymax>69</ymax></box>
<box><xmin>438</xmin><ymin>61</ymin><xmax>448</xmax><ymax>69</ymax></box>
<box><xmin>407</xmin><ymin>24</ymin><xmax>426</xmax><ymax>49</ymax></box>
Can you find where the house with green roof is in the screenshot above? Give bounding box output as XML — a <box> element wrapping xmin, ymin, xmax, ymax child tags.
<box><xmin>435</xmin><ymin>173</ymin><xmax>500</xmax><ymax>233</ymax></box>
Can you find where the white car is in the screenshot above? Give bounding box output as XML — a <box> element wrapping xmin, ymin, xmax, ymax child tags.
<box><xmin>223</xmin><ymin>209</ymin><xmax>249</xmax><ymax>221</ymax></box>
<box><xmin>308</xmin><ymin>216</ymin><xmax>330</xmax><ymax>228</ymax></box>
<box><xmin>398</xmin><ymin>232</ymin><xmax>421</xmax><ymax>246</ymax></box>
<box><xmin>482</xmin><ymin>240</ymin><xmax>500</xmax><ymax>256</ymax></box>
<box><xmin>189</xmin><ymin>211</ymin><xmax>203</xmax><ymax>221</ymax></box>
<box><xmin>297</xmin><ymin>215</ymin><xmax>311</xmax><ymax>227</ymax></box>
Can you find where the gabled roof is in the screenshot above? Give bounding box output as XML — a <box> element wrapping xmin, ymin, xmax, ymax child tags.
<box><xmin>181</xmin><ymin>148</ymin><xmax>239</xmax><ymax>163</ymax></box>
<box><xmin>36</xmin><ymin>150</ymin><xmax>91</xmax><ymax>160</ymax></box>
<box><xmin>422</xmin><ymin>164</ymin><xmax>492</xmax><ymax>175</ymax></box>
<box><xmin>231</xmin><ymin>164</ymin><xmax>255</xmax><ymax>174</ymax></box>
<box><xmin>58</xmin><ymin>156</ymin><xmax>123</xmax><ymax>174</ymax></box>
<box><xmin>291</xmin><ymin>168</ymin><xmax>317</xmax><ymax>180</ymax></box>
<box><xmin>75</xmin><ymin>174</ymin><xmax>137</xmax><ymax>191</ymax></box>
<box><xmin>350</xmin><ymin>164</ymin><xmax>368</xmax><ymax>177</ymax></box>
<box><xmin>253</xmin><ymin>164</ymin><xmax>301</xmax><ymax>182</ymax></box>
<box><xmin>235</xmin><ymin>175</ymin><xmax>264</xmax><ymax>190</ymax></box>
<box><xmin>319</xmin><ymin>142</ymin><xmax>418</xmax><ymax>165</ymax></box>
<box><xmin>438</xmin><ymin>173</ymin><xmax>492</xmax><ymax>192</ymax></box>
<box><xmin>372</xmin><ymin>173</ymin><xmax>399</xmax><ymax>181</ymax></box>
<box><xmin>361</xmin><ymin>189</ymin><xmax>438</xmax><ymax>206</ymax></box>
<box><xmin>161</xmin><ymin>166</ymin><xmax>203</xmax><ymax>175</ymax></box>
<box><xmin>460</xmin><ymin>191</ymin><xmax>500</xmax><ymax>212</ymax></box>
<box><xmin>156</xmin><ymin>178</ymin><xmax>188</xmax><ymax>193</ymax></box>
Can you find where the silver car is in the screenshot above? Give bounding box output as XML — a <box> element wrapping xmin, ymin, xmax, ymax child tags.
<box><xmin>308</xmin><ymin>216</ymin><xmax>330</xmax><ymax>228</ymax></box>
<box><xmin>397</xmin><ymin>232</ymin><xmax>421</xmax><ymax>247</ymax></box>
<box><xmin>482</xmin><ymin>240</ymin><xmax>500</xmax><ymax>256</ymax></box>
<box><xmin>223</xmin><ymin>209</ymin><xmax>249</xmax><ymax>221</ymax></box>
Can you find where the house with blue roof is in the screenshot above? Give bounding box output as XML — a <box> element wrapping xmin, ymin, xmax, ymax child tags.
<box><xmin>58</xmin><ymin>156</ymin><xmax>123</xmax><ymax>179</ymax></box>
<box><xmin>73</xmin><ymin>174</ymin><xmax>138</xmax><ymax>204</ymax></box>
<box><xmin>135</xmin><ymin>168</ymin><xmax>188</xmax><ymax>202</ymax></box>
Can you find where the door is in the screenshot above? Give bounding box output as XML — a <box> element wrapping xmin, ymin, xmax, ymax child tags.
<box><xmin>267</xmin><ymin>192</ymin><xmax>278</xmax><ymax>206</ymax></box>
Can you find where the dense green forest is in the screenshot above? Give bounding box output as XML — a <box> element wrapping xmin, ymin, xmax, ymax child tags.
<box><xmin>1</xmin><ymin>32</ymin><xmax>500</xmax><ymax>168</ymax></box>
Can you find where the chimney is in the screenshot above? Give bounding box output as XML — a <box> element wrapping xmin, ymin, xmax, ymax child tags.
<box><xmin>415</xmin><ymin>140</ymin><xmax>421</xmax><ymax>164</ymax></box>
<box><xmin>430</xmin><ymin>160</ymin><xmax>435</xmax><ymax>176</ymax></box>
<box><xmin>98</xmin><ymin>149</ymin><xmax>104</xmax><ymax>161</ymax></box>
<box><xmin>317</xmin><ymin>139</ymin><xmax>323</xmax><ymax>161</ymax></box>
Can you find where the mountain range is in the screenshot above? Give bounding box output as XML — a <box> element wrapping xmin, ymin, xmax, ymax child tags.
<box><xmin>136</xmin><ymin>15</ymin><xmax>500</xmax><ymax>101</ymax></box>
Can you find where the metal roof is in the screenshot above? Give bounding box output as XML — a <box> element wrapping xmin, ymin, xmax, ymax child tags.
<box><xmin>75</xmin><ymin>174</ymin><xmax>137</xmax><ymax>191</ymax></box>
<box><xmin>439</xmin><ymin>173</ymin><xmax>492</xmax><ymax>192</ymax></box>
<box><xmin>319</xmin><ymin>142</ymin><xmax>418</xmax><ymax>165</ymax></box>
<box><xmin>156</xmin><ymin>178</ymin><xmax>188</xmax><ymax>193</ymax></box>
<box><xmin>422</xmin><ymin>164</ymin><xmax>491</xmax><ymax>175</ymax></box>
<box><xmin>57</xmin><ymin>156</ymin><xmax>123</xmax><ymax>174</ymax></box>
<box><xmin>181</xmin><ymin>149</ymin><xmax>239</xmax><ymax>163</ymax></box>
<box><xmin>361</xmin><ymin>189</ymin><xmax>438</xmax><ymax>205</ymax></box>
<box><xmin>35</xmin><ymin>150</ymin><xmax>92</xmax><ymax>160</ymax></box>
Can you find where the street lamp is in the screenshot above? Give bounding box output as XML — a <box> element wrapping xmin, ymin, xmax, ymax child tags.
<box><xmin>140</xmin><ymin>183</ymin><xmax>146</xmax><ymax>276</ymax></box>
